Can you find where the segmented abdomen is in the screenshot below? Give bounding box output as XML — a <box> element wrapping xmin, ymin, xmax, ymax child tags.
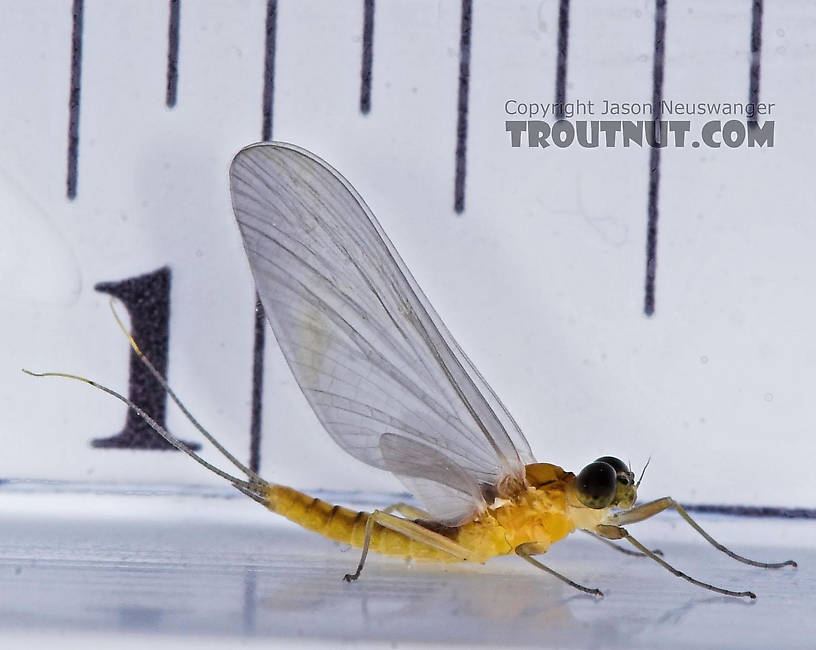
<box><xmin>264</xmin><ymin>484</ymin><xmax>466</xmax><ymax>562</ymax></box>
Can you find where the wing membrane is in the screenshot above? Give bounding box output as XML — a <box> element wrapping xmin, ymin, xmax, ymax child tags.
<box><xmin>380</xmin><ymin>434</ymin><xmax>484</xmax><ymax>525</ymax></box>
<box><xmin>229</xmin><ymin>142</ymin><xmax>534</xmax><ymax>521</ymax></box>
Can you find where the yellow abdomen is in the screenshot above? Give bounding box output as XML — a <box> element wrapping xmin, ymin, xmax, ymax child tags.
<box><xmin>265</xmin><ymin>484</ymin><xmax>485</xmax><ymax>562</ymax></box>
<box><xmin>263</xmin><ymin>466</ymin><xmax>580</xmax><ymax>565</ymax></box>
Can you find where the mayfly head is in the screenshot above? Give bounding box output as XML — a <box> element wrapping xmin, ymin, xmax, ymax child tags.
<box><xmin>574</xmin><ymin>456</ymin><xmax>637</xmax><ymax>510</ymax></box>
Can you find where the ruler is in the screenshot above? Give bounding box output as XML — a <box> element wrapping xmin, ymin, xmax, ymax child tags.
<box><xmin>1</xmin><ymin>0</ymin><xmax>813</xmax><ymax>514</ymax></box>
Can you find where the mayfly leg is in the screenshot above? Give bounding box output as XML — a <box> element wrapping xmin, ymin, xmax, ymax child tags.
<box><xmin>344</xmin><ymin>511</ymin><xmax>377</xmax><ymax>582</ymax></box>
<box><xmin>595</xmin><ymin>524</ymin><xmax>757</xmax><ymax>599</ymax></box>
<box><xmin>381</xmin><ymin>503</ymin><xmax>431</xmax><ymax>519</ymax></box>
<box><xmin>515</xmin><ymin>542</ymin><xmax>603</xmax><ymax>597</ymax></box>
<box><xmin>344</xmin><ymin>511</ymin><xmax>472</xmax><ymax>582</ymax></box>
<box><xmin>581</xmin><ymin>529</ymin><xmax>663</xmax><ymax>558</ymax></box>
<box><xmin>606</xmin><ymin>497</ymin><xmax>797</xmax><ymax>569</ymax></box>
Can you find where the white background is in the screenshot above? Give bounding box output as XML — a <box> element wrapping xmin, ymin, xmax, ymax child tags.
<box><xmin>1</xmin><ymin>0</ymin><xmax>814</xmax><ymax>509</ymax></box>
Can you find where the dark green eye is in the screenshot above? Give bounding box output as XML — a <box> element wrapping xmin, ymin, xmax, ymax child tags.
<box><xmin>596</xmin><ymin>456</ymin><xmax>633</xmax><ymax>485</ymax></box>
<box><xmin>575</xmin><ymin>461</ymin><xmax>617</xmax><ymax>509</ymax></box>
<box><xmin>595</xmin><ymin>456</ymin><xmax>629</xmax><ymax>474</ymax></box>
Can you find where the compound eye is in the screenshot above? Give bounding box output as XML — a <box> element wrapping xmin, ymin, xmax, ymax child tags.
<box><xmin>596</xmin><ymin>455</ymin><xmax>634</xmax><ymax>485</ymax></box>
<box><xmin>595</xmin><ymin>456</ymin><xmax>629</xmax><ymax>475</ymax></box>
<box><xmin>575</xmin><ymin>461</ymin><xmax>617</xmax><ymax>509</ymax></box>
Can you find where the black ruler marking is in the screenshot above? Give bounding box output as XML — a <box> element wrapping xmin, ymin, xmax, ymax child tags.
<box><xmin>66</xmin><ymin>0</ymin><xmax>84</xmax><ymax>200</ymax></box>
<box><xmin>748</xmin><ymin>0</ymin><xmax>763</xmax><ymax>128</ymax></box>
<box><xmin>554</xmin><ymin>0</ymin><xmax>570</xmax><ymax>119</ymax></box>
<box><xmin>454</xmin><ymin>0</ymin><xmax>473</xmax><ymax>214</ymax></box>
<box><xmin>92</xmin><ymin>268</ymin><xmax>200</xmax><ymax>451</ymax></box>
<box><xmin>166</xmin><ymin>0</ymin><xmax>181</xmax><ymax>108</ymax></box>
<box><xmin>360</xmin><ymin>0</ymin><xmax>375</xmax><ymax>114</ymax></box>
<box><xmin>684</xmin><ymin>503</ymin><xmax>816</xmax><ymax>520</ymax></box>
<box><xmin>249</xmin><ymin>299</ymin><xmax>265</xmax><ymax>475</ymax></box>
<box><xmin>643</xmin><ymin>0</ymin><xmax>666</xmax><ymax>317</ymax></box>
<box><xmin>250</xmin><ymin>0</ymin><xmax>278</xmax><ymax>474</ymax></box>
<box><xmin>261</xmin><ymin>0</ymin><xmax>278</xmax><ymax>141</ymax></box>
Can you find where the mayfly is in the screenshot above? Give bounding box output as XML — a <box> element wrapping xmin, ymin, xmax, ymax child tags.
<box><xmin>27</xmin><ymin>142</ymin><xmax>796</xmax><ymax>599</ymax></box>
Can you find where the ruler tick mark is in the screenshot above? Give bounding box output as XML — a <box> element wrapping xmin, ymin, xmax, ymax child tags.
<box><xmin>554</xmin><ymin>0</ymin><xmax>570</xmax><ymax>119</ymax></box>
<box><xmin>748</xmin><ymin>0</ymin><xmax>763</xmax><ymax>129</ymax></box>
<box><xmin>644</xmin><ymin>0</ymin><xmax>666</xmax><ymax>317</ymax></box>
<box><xmin>684</xmin><ymin>504</ymin><xmax>816</xmax><ymax>520</ymax></box>
<box><xmin>251</xmin><ymin>0</ymin><xmax>279</xmax><ymax>473</ymax></box>
<box><xmin>166</xmin><ymin>0</ymin><xmax>181</xmax><ymax>108</ymax></box>
<box><xmin>262</xmin><ymin>0</ymin><xmax>278</xmax><ymax>141</ymax></box>
<box><xmin>250</xmin><ymin>297</ymin><xmax>265</xmax><ymax>474</ymax></box>
<box><xmin>360</xmin><ymin>0</ymin><xmax>375</xmax><ymax>114</ymax></box>
<box><xmin>454</xmin><ymin>0</ymin><xmax>473</xmax><ymax>214</ymax></box>
<box><xmin>66</xmin><ymin>0</ymin><xmax>84</xmax><ymax>200</ymax></box>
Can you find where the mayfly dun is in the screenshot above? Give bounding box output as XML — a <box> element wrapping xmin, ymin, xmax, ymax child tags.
<box><xmin>26</xmin><ymin>142</ymin><xmax>796</xmax><ymax>599</ymax></box>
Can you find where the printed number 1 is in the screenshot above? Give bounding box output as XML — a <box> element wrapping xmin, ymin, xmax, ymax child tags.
<box><xmin>92</xmin><ymin>266</ymin><xmax>200</xmax><ymax>451</ymax></box>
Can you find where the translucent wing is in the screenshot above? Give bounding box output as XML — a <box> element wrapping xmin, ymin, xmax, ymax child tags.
<box><xmin>380</xmin><ymin>433</ymin><xmax>484</xmax><ymax>525</ymax></box>
<box><xmin>229</xmin><ymin>142</ymin><xmax>535</xmax><ymax>523</ymax></box>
